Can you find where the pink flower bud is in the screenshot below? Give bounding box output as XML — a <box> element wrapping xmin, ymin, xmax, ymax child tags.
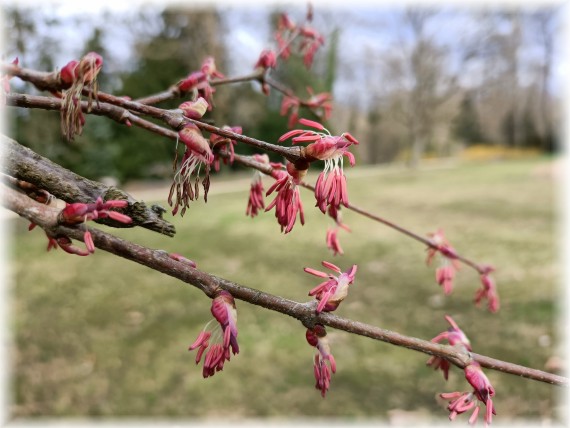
<box><xmin>179</xmin><ymin>97</ymin><xmax>209</xmax><ymax>119</ymax></box>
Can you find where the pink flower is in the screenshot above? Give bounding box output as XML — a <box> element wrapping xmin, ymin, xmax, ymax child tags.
<box><xmin>210</xmin><ymin>125</ymin><xmax>242</xmax><ymax>172</ymax></box>
<box><xmin>474</xmin><ymin>265</ymin><xmax>500</xmax><ymax>313</ymax></box>
<box><xmin>298</xmin><ymin>26</ymin><xmax>325</xmax><ymax>68</ymax></box>
<box><xmin>58</xmin><ymin>197</ymin><xmax>131</xmax><ymax>225</ymax></box>
<box><xmin>168</xmin><ymin>124</ymin><xmax>214</xmax><ymax>216</ymax></box>
<box><xmin>280</xmin><ymin>95</ymin><xmax>300</xmax><ymax>128</ymax></box>
<box><xmin>304</xmin><ymin>87</ymin><xmax>333</xmax><ymax>121</ymax></box>
<box><xmin>265</xmin><ymin>162</ymin><xmax>306</xmax><ymax>234</ymax></box>
<box><xmin>280</xmin><ymin>118</ymin><xmax>359</xmax><ymax>213</ymax></box>
<box><xmin>246</xmin><ymin>171</ymin><xmax>265</xmax><ymax>218</ymax></box>
<box><xmin>426</xmin><ymin>315</ymin><xmax>471</xmax><ymax>380</ymax></box>
<box><xmin>254</xmin><ymin>49</ymin><xmax>277</xmax><ymax>71</ymax></box>
<box><xmin>179</xmin><ymin>97</ymin><xmax>209</xmax><ymax>119</ymax></box>
<box><xmin>188</xmin><ymin>289</ymin><xmax>239</xmax><ymax>378</ymax></box>
<box><xmin>326</xmin><ymin>228</ymin><xmax>343</xmax><ymax>256</ymax></box>
<box><xmin>306</xmin><ymin>324</ymin><xmax>336</xmax><ymax>397</ymax></box>
<box><xmin>426</xmin><ymin>229</ymin><xmax>460</xmax><ymax>294</ymax></box>
<box><xmin>441</xmin><ymin>363</ymin><xmax>496</xmax><ymax>427</ymax></box>
<box><xmin>304</xmin><ymin>261</ymin><xmax>357</xmax><ymax>313</ymax></box>
<box><xmin>178</xmin><ymin>58</ymin><xmax>222</xmax><ymax>109</ymax></box>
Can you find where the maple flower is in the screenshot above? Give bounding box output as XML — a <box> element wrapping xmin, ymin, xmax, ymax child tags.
<box><xmin>474</xmin><ymin>265</ymin><xmax>500</xmax><ymax>313</ymax></box>
<box><xmin>168</xmin><ymin>124</ymin><xmax>214</xmax><ymax>216</ymax></box>
<box><xmin>188</xmin><ymin>290</ymin><xmax>239</xmax><ymax>378</ymax></box>
<box><xmin>298</xmin><ymin>25</ymin><xmax>325</xmax><ymax>68</ymax></box>
<box><xmin>306</xmin><ymin>324</ymin><xmax>337</xmax><ymax>397</ymax></box>
<box><xmin>280</xmin><ymin>118</ymin><xmax>359</xmax><ymax>213</ymax></box>
<box><xmin>265</xmin><ymin>162</ymin><xmax>306</xmax><ymax>233</ymax></box>
<box><xmin>254</xmin><ymin>49</ymin><xmax>277</xmax><ymax>71</ymax></box>
<box><xmin>58</xmin><ymin>52</ymin><xmax>103</xmax><ymax>141</ymax></box>
<box><xmin>304</xmin><ymin>261</ymin><xmax>357</xmax><ymax>313</ymax></box>
<box><xmin>178</xmin><ymin>57</ymin><xmax>223</xmax><ymax>109</ymax></box>
<box><xmin>426</xmin><ymin>315</ymin><xmax>472</xmax><ymax>380</ymax></box>
<box><xmin>179</xmin><ymin>97</ymin><xmax>209</xmax><ymax>119</ymax></box>
<box><xmin>441</xmin><ymin>362</ymin><xmax>496</xmax><ymax>427</ymax></box>
<box><xmin>325</xmin><ymin>205</ymin><xmax>351</xmax><ymax>256</ymax></box>
<box><xmin>280</xmin><ymin>95</ymin><xmax>301</xmax><ymax>128</ymax></box>
<box><xmin>426</xmin><ymin>229</ymin><xmax>460</xmax><ymax>295</ymax></box>
<box><xmin>304</xmin><ymin>87</ymin><xmax>333</xmax><ymax>121</ymax></box>
<box><xmin>210</xmin><ymin>125</ymin><xmax>242</xmax><ymax>172</ymax></box>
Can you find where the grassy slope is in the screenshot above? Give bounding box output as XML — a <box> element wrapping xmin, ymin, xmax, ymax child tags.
<box><xmin>10</xmin><ymin>158</ymin><xmax>560</xmax><ymax>422</ymax></box>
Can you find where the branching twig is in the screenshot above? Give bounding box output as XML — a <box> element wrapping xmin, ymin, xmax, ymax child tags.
<box><xmin>3</xmin><ymin>182</ymin><xmax>567</xmax><ymax>387</ymax></box>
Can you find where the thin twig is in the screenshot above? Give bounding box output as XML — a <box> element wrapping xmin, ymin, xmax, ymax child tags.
<box><xmin>3</xmin><ymin>183</ymin><xmax>567</xmax><ymax>387</ymax></box>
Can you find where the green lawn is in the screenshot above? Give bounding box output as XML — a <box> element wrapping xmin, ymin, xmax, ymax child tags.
<box><xmin>9</xmin><ymin>158</ymin><xmax>561</xmax><ymax>423</ymax></box>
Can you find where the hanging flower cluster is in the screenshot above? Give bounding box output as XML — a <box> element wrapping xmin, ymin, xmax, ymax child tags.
<box><xmin>428</xmin><ymin>316</ymin><xmax>497</xmax><ymax>426</ymax></box>
<box><xmin>58</xmin><ymin>52</ymin><xmax>104</xmax><ymax>141</ymax></box>
<box><xmin>32</xmin><ymin>196</ymin><xmax>131</xmax><ymax>256</ymax></box>
<box><xmin>265</xmin><ymin>161</ymin><xmax>306</xmax><ymax>234</ymax></box>
<box><xmin>280</xmin><ymin>87</ymin><xmax>333</xmax><ymax>129</ymax></box>
<box><xmin>475</xmin><ymin>265</ymin><xmax>500</xmax><ymax>313</ymax></box>
<box><xmin>177</xmin><ymin>57</ymin><xmax>224</xmax><ymax>108</ymax></box>
<box><xmin>188</xmin><ymin>290</ymin><xmax>239</xmax><ymax>378</ymax></box>
<box><xmin>168</xmin><ymin>101</ymin><xmax>214</xmax><ymax>216</ymax></box>
<box><xmin>426</xmin><ymin>229</ymin><xmax>461</xmax><ymax>295</ymax></box>
<box><xmin>325</xmin><ymin>205</ymin><xmax>351</xmax><ymax>256</ymax></box>
<box><xmin>306</xmin><ymin>324</ymin><xmax>337</xmax><ymax>397</ymax></box>
<box><xmin>210</xmin><ymin>125</ymin><xmax>242</xmax><ymax>172</ymax></box>
<box><xmin>280</xmin><ymin>118</ymin><xmax>359</xmax><ymax>213</ymax></box>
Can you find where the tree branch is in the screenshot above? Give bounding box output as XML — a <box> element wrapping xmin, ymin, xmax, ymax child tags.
<box><xmin>3</xmin><ymin>182</ymin><xmax>566</xmax><ymax>387</ymax></box>
<box><xmin>1</xmin><ymin>135</ymin><xmax>176</xmax><ymax>237</ymax></box>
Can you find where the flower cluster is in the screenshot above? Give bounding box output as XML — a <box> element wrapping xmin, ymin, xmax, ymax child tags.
<box><xmin>265</xmin><ymin>162</ymin><xmax>306</xmax><ymax>233</ymax></box>
<box><xmin>429</xmin><ymin>316</ymin><xmax>496</xmax><ymax>426</ymax></box>
<box><xmin>274</xmin><ymin>11</ymin><xmax>325</xmax><ymax>68</ymax></box>
<box><xmin>475</xmin><ymin>265</ymin><xmax>500</xmax><ymax>313</ymax></box>
<box><xmin>168</xmin><ymin>123</ymin><xmax>214</xmax><ymax>216</ymax></box>
<box><xmin>306</xmin><ymin>324</ymin><xmax>337</xmax><ymax>397</ymax></box>
<box><xmin>188</xmin><ymin>290</ymin><xmax>239</xmax><ymax>378</ymax></box>
<box><xmin>304</xmin><ymin>261</ymin><xmax>357</xmax><ymax>313</ymax></box>
<box><xmin>426</xmin><ymin>315</ymin><xmax>471</xmax><ymax>380</ymax></box>
<box><xmin>48</xmin><ymin>196</ymin><xmax>131</xmax><ymax>256</ymax></box>
<box><xmin>279</xmin><ymin>118</ymin><xmax>359</xmax><ymax>213</ymax></box>
<box><xmin>326</xmin><ymin>205</ymin><xmax>351</xmax><ymax>256</ymax></box>
<box><xmin>58</xmin><ymin>52</ymin><xmax>104</xmax><ymax>141</ymax></box>
<box><xmin>210</xmin><ymin>125</ymin><xmax>242</xmax><ymax>172</ymax></box>
<box><xmin>280</xmin><ymin>87</ymin><xmax>333</xmax><ymax>129</ymax></box>
<box><xmin>253</xmin><ymin>50</ymin><xmax>277</xmax><ymax>95</ymax></box>
<box><xmin>426</xmin><ymin>229</ymin><xmax>461</xmax><ymax>295</ymax></box>
<box><xmin>177</xmin><ymin>57</ymin><xmax>224</xmax><ymax>108</ymax></box>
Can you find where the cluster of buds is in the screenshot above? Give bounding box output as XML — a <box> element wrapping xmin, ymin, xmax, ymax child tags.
<box><xmin>58</xmin><ymin>52</ymin><xmax>104</xmax><ymax>141</ymax></box>
<box><xmin>177</xmin><ymin>57</ymin><xmax>224</xmax><ymax>109</ymax></box>
<box><xmin>304</xmin><ymin>261</ymin><xmax>357</xmax><ymax>313</ymax></box>
<box><xmin>279</xmin><ymin>118</ymin><xmax>359</xmax><ymax>213</ymax></box>
<box><xmin>428</xmin><ymin>316</ymin><xmax>496</xmax><ymax>426</ymax></box>
<box><xmin>265</xmin><ymin>162</ymin><xmax>306</xmax><ymax>233</ymax></box>
<box><xmin>168</xmin><ymin>104</ymin><xmax>214</xmax><ymax>216</ymax></box>
<box><xmin>188</xmin><ymin>290</ymin><xmax>239</xmax><ymax>378</ymax></box>
<box><xmin>475</xmin><ymin>265</ymin><xmax>500</xmax><ymax>313</ymax></box>
<box><xmin>253</xmin><ymin>50</ymin><xmax>277</xmax><ymax>96</ymax></box>
<box><xmin>274</xmin><ymin>9</ymin><xmax>325</xmax><ymax>69</ymax></box>
<box><xmin>326</xmin><ymin>205</ymin><xmax>351</xmax><ymax>256</ymax></box>
<box><xmin>48</xmin><ymin>196</ymin><xmax>131</xmax><ymax>256</ymax></box>
<box><xmin>280</xmin><ymin>87</ymin><xmax>333</xmax><ymax>129</ymax></box>
<box><xmin>426</xmin><ymin>229</ymin><xmax>461</xmax><ymax>295</ymax></box>
<box><xmin>210</xmin><ymin>125</ymin><xmax>242</xmax><ymax>172</ymax></box>
<box><xmin>245</xmin><ymin>154</ymin><xmax>282</xmax><ymax>218</ymax></box>
<box><xmin>306</xmin><ymin>324</ymin><xmax>337</xmax><ymax>397</ymax></box>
